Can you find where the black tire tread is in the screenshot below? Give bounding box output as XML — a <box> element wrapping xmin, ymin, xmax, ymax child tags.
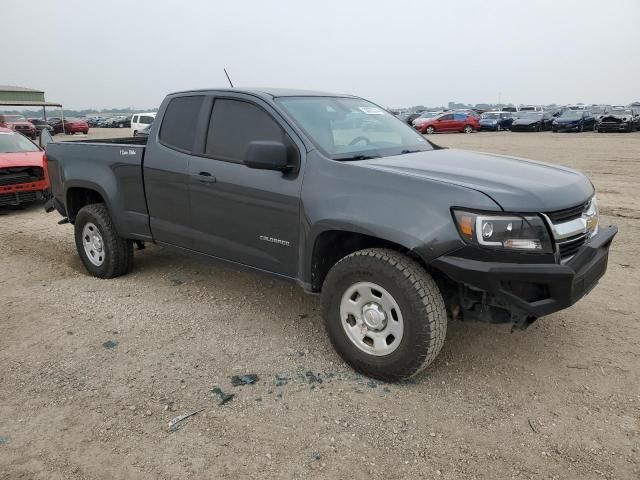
<box><xmin>74</xmin><ymin>203</ymin><xmax>133</xmax><ymax>279</ymax></box>
<box><xmin>322</xmin><ymin>248</ymin><xmax>447</xmax><ymax>380</ymax></box>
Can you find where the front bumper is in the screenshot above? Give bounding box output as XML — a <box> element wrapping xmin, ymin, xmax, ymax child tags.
<box><xmin>598</xmin><ymin>123</ymin><xmax>630</xmax><ymax>132</ymax></box>
<box><xmin>431</xmin><ymin>225</ymin><xmax>617</xmax><ymax>320</ymax></box>
<box><xmin>510</xmin><ymin>124</ymin><xmax>539</xmax><ymax>132</ymax></box>
<box><xmin>553</xmin><ymin>123</ymin><xmax>580</xmax><ymax>132</ymax></box>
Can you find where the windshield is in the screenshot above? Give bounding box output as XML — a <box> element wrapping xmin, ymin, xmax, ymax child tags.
<box><xmin>418</xmin><ymin>112</ymin><xmax>438</xmax><ymax>119</ymax></box>
<box><xmin>590</xmin><ymin>107</ymin><xmax>607</xmax><ymax>114</ymax></box>
<box><xmin>0</xmin><ymin>131</ymin><xmax>40</xmax><ymax>153</ymax></box>
<box><xmin>519</xmin><ymin>112</ymin><xmax>543</xmax><ymax>119</ymax></box>
<box><xmin>277</xmin><ymin>97</ymin><xmax>432</xmax><ymax>159</ymax></box>
<box><xmin>610</xmin><ymin>109</ymin><xmax>632</xmax><ymax>115</ymax></box>
<box><xmin>481</xmin><ymin>113</ymin><xmax>501</xmax><ymax>119</ymax></box>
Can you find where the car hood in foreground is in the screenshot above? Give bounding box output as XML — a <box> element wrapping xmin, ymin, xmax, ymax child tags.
<box><xmin>358</xmin><ymin>149</ymin><xmax>593</xmax><ymax>212</ymax></box>
<box><xmin>0</xmin><ymin>151</ymin><xmax>45</xmax><ymax>169</ymax></box>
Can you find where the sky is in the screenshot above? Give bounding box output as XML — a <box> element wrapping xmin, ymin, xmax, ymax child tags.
<box><xmin>3</xmin><ymin>0</ymin><xmax>639</xmax><ymax>110</ymax></box>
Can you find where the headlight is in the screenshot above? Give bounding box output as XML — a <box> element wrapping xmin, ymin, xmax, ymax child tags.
<box><xmin>585</xmin><ymin>196</ymin><xmax>599</xmax><ymax>237</ymax></box>
<box><xmin>453</xmin><ymin>210</ymin><xmax>553</xmax><ymax>253</ymax></box>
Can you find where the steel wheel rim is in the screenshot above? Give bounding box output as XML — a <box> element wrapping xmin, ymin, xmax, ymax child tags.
<box><xmin>339</xmin><ymin>281</ymin><xmax>404</xmax><ymax>356</ymax></box>
<box><xmin>82</xmin><ymin>222</ymin><xmax>105</xmax><ymax>267</ymax></box>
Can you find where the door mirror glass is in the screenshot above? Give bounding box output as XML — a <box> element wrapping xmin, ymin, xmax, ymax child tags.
<box><xmin>244</xmin><ymin>140</ymin><xmax>288</xmax><ymax>171</ymax></box>
<box><xmin>39</xmin><ymin>128</ymin><xmax>53</xmax><ymax>149</ymax></box>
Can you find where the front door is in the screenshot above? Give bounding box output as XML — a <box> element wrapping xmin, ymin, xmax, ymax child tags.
<box><xmin>188</xmin><ymin>95</ymin><xmax>303</xmax><ymax>277</ymax></box>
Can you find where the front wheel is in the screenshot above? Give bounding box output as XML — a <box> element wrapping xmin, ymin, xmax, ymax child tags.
<box><xmin>463</xmin><ymin>125</ymin><xmax>473</xmax><ymax>133</ymax></box>
<box><xmin>425</xmin><ymin>126</ymin><xmax>435</xmax><ymax>134</ymax></box>
<box><xmin>321</xmin><ymin>249</ymin><xmax>447</xmax><ymax>381</ymax></box>
<box><xmin>74</xmin><ymin>203</ymin><xmax>133</xmax><ymax>279</ymax></box>
<box><xmin>496</xmin><ymin>124</ymin><xmax>502</xmax><ymax>132</ymax></box>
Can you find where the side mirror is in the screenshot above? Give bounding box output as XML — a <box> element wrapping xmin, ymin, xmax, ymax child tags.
<box><xmin>39</xmin><ymin>128</ymin><xmax>53</xmax><ymax>149</ymax></box>
<box><xmin>244</xmin><ymin>141</ymin><xmax>289</xmax><ymax>171</ymax></box>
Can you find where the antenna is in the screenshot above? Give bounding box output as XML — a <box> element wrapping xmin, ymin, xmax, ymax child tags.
<box><xmin>224</xmin><ymin>68</ymin><xmax>234</xmax><ymax>88</ymax></box>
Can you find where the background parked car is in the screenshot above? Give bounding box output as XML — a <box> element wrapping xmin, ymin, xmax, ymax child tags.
<box><xmin>133</xmin><ymin>124</ymin><xmax>152</xmax><ymax>137</ymax></box>
<box><xmin>510</xmin><ymin>111</ymin><xmax>554</xmax><ymax>132</ymax></box>
<box><xmin>416</xmin><ymin>112</ymin><xmax>480</xmax><ymax>134</ymax></box>
<box><xmin>51</xmin><ymin>118</ymin><xmax>90</xmax><ymax>135</ymax></box>
<box><xmin>0</xmin><ymin>127</ymin><xmax>48</xmax><ymax>206</ymax></box>
<box><xmin>597</xmin><ymin>107</ymin><xmax>639</xmax><ymax>132</ymax></box>
<box><xmin>27</xmin><ymin>118</ymin><xmax>55</xmax><ymax>136</ymax></box>
<box><xmin>130</xmin><ymin>112</ymin><xmax>156</xmax><ymax>135</ymax></box>
<box><xmin>479</xmin><ymin>111</ymin><xmax>513</xmax><ymax>131</ymax></box>
<box><xmin>102</xmin><ymin>115</ymin><xmax>131</xmax><ymax>128</ymax></box>
<box><xmin>552</xmin><ymin>110</ymin><xmax>596</xmax><ymax>132</ymax></box>
<box><xmin>0</xmin><ymin>115</ymin><xmax>37</xmax><ymax>139</ymax></box>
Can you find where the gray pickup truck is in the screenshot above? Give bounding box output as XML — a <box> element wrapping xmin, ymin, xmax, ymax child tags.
<box><xmin>43</xmin><ymin>88</ymin><xmax>617</xmax><ymax>381</ymax></box>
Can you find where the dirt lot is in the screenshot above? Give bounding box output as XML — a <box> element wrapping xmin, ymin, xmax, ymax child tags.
<box><xmin>1</xmin><ymin>130</ymin><xmax>639</xmax><ymax>479</ymax></box>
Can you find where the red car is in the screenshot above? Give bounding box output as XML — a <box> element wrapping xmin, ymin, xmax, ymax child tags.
<box><xmin>415</xmin><ymin>112</ymin><xmax>480</xmax><ymax>134</ymax></box>
<box><xmin>52</xmin><ymin>118</ymin><xmax>89</xmax><ymax>135</ymax></box>
<box><xmin>0</xmin><ymin>127</ymin><xmax>49</xmax><ymax>207</ymax></box>
<box><xmin>0</xmin><ymin>114</ymin><xmax>38</xmax><ymax>140</ymax></box>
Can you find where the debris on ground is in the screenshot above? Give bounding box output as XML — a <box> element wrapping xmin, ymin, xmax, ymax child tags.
<box><xmin>528</xmin><ymin>418</ymin><xmax>539</xmax><ymax>433</ymax></box>
<box><xmin>169</xmin><ymin>278</ymin><xmax>183</xmax><ymax>286</ymax></box>
<box><xmin>275</xmin><ymin>375</ymin><xmax>288</xmax><ymax>386</ymax></box>
<box><xmin>231</xmin><ymin>374</ymin><xmax>259</xmax><ymax>386</ymax></box>
<box><xmin>305</xmin><ymin>371</ymin><xmax>323</xmax><ymax>384</ymax></box>
<box><xmin>210</xmin><ymin>387</ymin><xmax>234</xmax><ymax>405</ymax></box>
<box><xmin>102</xmin><ymin>340</ymin><xmax>118</xmax><ymax>349</ymax></box>
<box><xmin>167</xmin><ymin>409</ymin><xmax>204</xmax><ymax>431</ymax></box>
<box><xmin>0</xmin><ymin>436</ymin><xmax>10</xmax><ymax>445</ymax></box>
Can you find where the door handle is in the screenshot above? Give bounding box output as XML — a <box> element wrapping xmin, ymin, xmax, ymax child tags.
<box><xmin>195</xmin><ymin>171</ymin><xmax>216</xmax><ymax>184</ymax></box>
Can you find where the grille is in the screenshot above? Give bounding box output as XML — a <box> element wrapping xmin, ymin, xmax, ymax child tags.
<box><xmin>558</xmin><ymin>234</ymin><xmax>587</xmax><ymax>260</ymax></box>
<box><xmin>0</xmin><ymin>190</ymin><xmax>41</xmax><ymax>206</ymax></box>
<box><xmin>545</xmin><ymin>202</ymin><xmax>588</xmax><ymax>224</ymax></box>
<box><xmin>0</xmin><ymin>167</ymin><xmax>44</xmax><ymax>186</ymax></box>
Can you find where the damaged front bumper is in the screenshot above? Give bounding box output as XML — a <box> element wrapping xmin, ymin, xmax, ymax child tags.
<box><xmin>430</xmin><ymin>225</ymin><xmax>617</xmax><ymax>328</ymax></box>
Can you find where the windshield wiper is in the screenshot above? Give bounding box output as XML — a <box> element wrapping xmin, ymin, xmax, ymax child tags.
<box><xmin>399</xmin><ymin>149</ymin><xmax>424</xmax><ymax>154</ymax></box>
<box><xmin>334</xmin><ymin>154</ymin><xmax>381</xmax><ymax>161</ymax></box>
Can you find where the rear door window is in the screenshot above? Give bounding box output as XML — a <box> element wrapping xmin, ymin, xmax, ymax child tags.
<box><xmin>159</xmin><ymin>96</ymin><xmax>205</xmax><ymax>152</ymax></box>
<box><xmin>205</xmin><ymin>99</ymin><xmax>285</xmax><ymax>163</ymax></box>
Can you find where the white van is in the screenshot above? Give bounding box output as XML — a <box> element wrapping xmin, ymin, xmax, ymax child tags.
<box><xmin>131</xmin><ymin>112</ymin><xmax>156</xmax><ymax>135</ymax></box>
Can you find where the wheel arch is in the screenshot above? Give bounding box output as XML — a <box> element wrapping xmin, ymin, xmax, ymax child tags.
<box><xmin>309</xmin><ymin>228</ymin><xmax>424</xmax><ymax>292</ymax></box>
<box><xmin>65</xmin><ymin>182</ymin><xmax>112</xmax><ymax>223</ymax></box>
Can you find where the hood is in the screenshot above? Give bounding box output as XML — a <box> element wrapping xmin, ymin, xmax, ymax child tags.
<box><xmin>7</xmin><ymin>121</ymin><xmax>34</xmax><ymax>128</ymax></box>
<box><xmin>601</xmin><ymin>113</ymin><xmax>630</xmax><ymax>121</ymax></box>
<box><xmin>554</xmin><ymin>117</ymin><xmax>581</xmax><ymax>124</ymax></box>
<box><xmin>0</xmin><ymin>151</ymin><xmax>45</xmax><ymax>169</ymax></box>
<box><xmin>512</xmin><ymin>117</ymin><xmax>541</xmax><ymax>125</ymax></box>
<box><xmin>357</xmin><ymin>149</ymin><xmax>593</xmax><ymax>212</ymax></box>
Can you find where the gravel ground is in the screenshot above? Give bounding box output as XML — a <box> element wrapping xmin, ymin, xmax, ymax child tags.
<box><xmin>1</xmin><ymin>130</ymin><xmax>639</xmax><ymax>479</ymax></box>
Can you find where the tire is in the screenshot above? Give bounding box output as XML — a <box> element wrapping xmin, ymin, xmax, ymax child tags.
<box><xmin>74</xmin><ymin>203</ymin><xmax>133</xmax><ymax>279</ymax></box>
<box><xmin>425</xmin><ymin>126</ymin><xmax>435</xmax><ymax>134</ymax></box>
<box><xmin>133</xmin><ymin>130</ymin><xmax>138</xmax><ymax>136</ymax></box>
<box><xmin>496</xmin><ymin>124</ymin><xmax>502</xmax><ymax>132</ymax></box>
<box><xmin>321</xmin><ymin>248</ymin><xmax>447</xmax><ymax>381</ymax></box>
<box><xmin>463</xmin><ymin>125</ymin><xmax>473</xmax><ymax>133</ymax></box>
<box><xmin>580</xmin><ymin>123</ymin><xmax>584</xmax><ymax>133</ymax></box>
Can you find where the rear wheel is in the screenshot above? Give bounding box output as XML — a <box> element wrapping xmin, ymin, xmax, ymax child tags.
<box><xmin>74</xmin><ymin>203</ymin><xmax>133</xmax><ymax>279</ymax></box>
<box><xmin>463</xmin><ymin>125</ymin><xmax>473</xmax><ymax>133</ymax></box>
<box><xmin>321</xmin><ymin>248</ymin><xmax>447</xmax><ymax>381</ymax></box>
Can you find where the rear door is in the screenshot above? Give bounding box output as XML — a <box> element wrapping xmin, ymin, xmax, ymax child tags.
<box><xmin>187</xmin><ymin>94</ymin><xmax>303</xmax><ymax>277</ymax></box>
<box><xmin>143</xmin><ymin>94</ymin><xmax>206</xmax><ymax>248</ymax></box>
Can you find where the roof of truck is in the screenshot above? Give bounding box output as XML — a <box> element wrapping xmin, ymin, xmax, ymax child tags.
<box><xmin>170</xmin><ymin>87</ymin><xmax>356</xmax><ymax>99</ymax></box>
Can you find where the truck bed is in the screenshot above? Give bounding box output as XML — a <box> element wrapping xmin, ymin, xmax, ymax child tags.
<box><xmin>46</xmin><ymin>137</ymin><xmax>151</xmax><ymax>240</ymax></box>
